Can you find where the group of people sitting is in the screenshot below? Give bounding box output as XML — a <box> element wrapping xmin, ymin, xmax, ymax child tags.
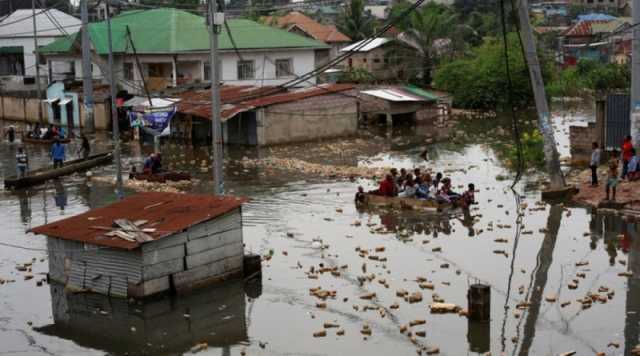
<box><xmin>26</xmin><ymin>123</ymin><xmax>65</xmax><ymax>140</ymax></box>
<box><xmin>362</xmin><ymin>167</ymin><xmax>477</xmax><ymax>208</ymax></box>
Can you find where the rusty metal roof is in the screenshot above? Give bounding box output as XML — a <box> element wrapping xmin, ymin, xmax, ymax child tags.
<box><xmin>30</xmin><ymin>192</ymin><xmax>247</xmax><ymax>250</ymax></box>
<box><xmin>563</xmin><ymin>20</ymin><xmax>611</xmax><ymax>37</ymax></box>
<box><xmin>177</xmin><ymin>84</ymin><xmax>354</xmax><ymax>121</ymax></box>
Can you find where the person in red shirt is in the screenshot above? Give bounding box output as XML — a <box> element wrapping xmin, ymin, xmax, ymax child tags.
<box><xmin>621</xmin><ymin>135</ymin><xmax>634</xmax><ymax>179</ymax></box>
<box><xmin>377</xmin><ymin>174</ymin><xmax>398</xmax><ymax>197</ymax></box>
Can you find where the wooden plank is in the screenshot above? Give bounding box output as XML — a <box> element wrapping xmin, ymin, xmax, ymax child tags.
<box><xmin>186</xmin><ymin>228</ymin><xmax>242</xmax><ymax>255</ymax></box>
<box><xmin>141</xmin><ymin>232</ymin><xmax>187</xmax><ymax>253</ymax></box>
<box><xmin>142</xmin><ymin>244</ymin><xmax>185</xmax><ymax>266</ymax></box>
<box><xmin>185</xmin><ymin>241</ymin><xmax>243</xmax><ymax>269</ymax></box>
<box><xmin>172</xmin><ymin>255</ymin><xmax>243</xmax><ymax>292</ymax></box>
<box><xmin>187</xmin><ymin>210</ymin><xmax>241</xmax><ymax>241</ymax></box>
<box><xmin>143</xmin><ymin>258</ymin><xmax>184</xmax><ymax>280</ymax></box>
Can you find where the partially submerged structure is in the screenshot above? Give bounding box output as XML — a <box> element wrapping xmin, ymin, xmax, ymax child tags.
<box><xmin>30</xmin><ymin>192</ymin><xmax>247</xmax><ymax>298</ymax></box>
<box><xmin>359</xmin><ymin>85</ymin><xmax>450</xmax><ymax>126</ymax></box>
<box><xmin>176</xmin><ymin>84</ymin><xmax>358</xmax><ymax>145</ymax></box>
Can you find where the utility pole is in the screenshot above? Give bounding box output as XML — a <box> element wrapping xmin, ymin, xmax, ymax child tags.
<box><xmin>208</xmin><ymin>0</ymin><xmax>223</xmax><ymax>195</ymax></box>
<box><xmin>631</xmin><ymin>0</ymin><xmax>640</xmax><ymax>145</ymax></box>
<box><xmin>80</xmin><ymin>0</ymin><xmax>95</xmax><ymax>133</ymax></box>
<box><xmin>105</xmin><ymin>1</ymin><xmax>123</xmax><ymax>198</ymax></box>
<box><xmin>31</xmin><ymin>0</ymin><xmax>43</xmax><ymax>123</ymax></box>
<box><xmin>516</xmin><ymin>0</ymin><xmax>566</xmax><ymax>191</ymax></box>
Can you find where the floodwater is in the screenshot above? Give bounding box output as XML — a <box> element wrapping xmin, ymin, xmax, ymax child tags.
<box><xmin>1</xmin><ymin>106</ymin><xmax>639</xmax><ymax>355</ymax></box>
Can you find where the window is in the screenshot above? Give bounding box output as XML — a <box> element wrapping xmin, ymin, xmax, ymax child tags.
<box><xmin>362</xmin><ymin>58</ymin><xmax>367</xmax><ymax>63</ymax></box>
<box><xmin>204</xmin><ymin>62</ymin><xmax>211</xmax><ymax>81</ymax></box>
<box><xmin>275</xmin><ymin>58</ymin><xmax>293</xmax><ymax>78</ymax></box>
<box><xmin>373</xmin><ymin>58</ymin><xmax>381</xmax><ymax>63</ymax></box>
<box><xmin>123</xmin><ymin>62</ymin><xmax>134</xmax><ymax>80</ymax></box>
<box><xmin>237</xmin><ymin>60</ymin><xmax>255</xmax><ymax>80</ymax></box>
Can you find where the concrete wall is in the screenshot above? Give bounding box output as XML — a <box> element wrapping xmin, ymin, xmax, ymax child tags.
<box><xmin>0</xmin><ymin>95</ymin><xmax>43</xmax><ymax>123</ymax></box>
<box><xmin>0</xmin><ymin>93</ymin><xmax>111</xmax><ymax>131</ymax></box>
<box><xmin>258</xmin><ymin>93</ymin><xmax>358</xmax><ymax>145</ymax></box>
<box><xmin>570</xmin><ymin>123</ymin><xmax>599</xmax><ymax>165</ymax></box>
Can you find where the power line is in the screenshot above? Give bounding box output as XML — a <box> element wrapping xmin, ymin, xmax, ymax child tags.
<box><xmin>224</xmin><ymin>0</ymin><xmax>429</xmax><ymax>104</ymax></box>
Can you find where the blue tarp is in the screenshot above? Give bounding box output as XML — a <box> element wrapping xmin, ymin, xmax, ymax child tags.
<box><xmin>577</xmin><ymin>13</ymin><xmax>617</xmax><ymax>21</ymax></box>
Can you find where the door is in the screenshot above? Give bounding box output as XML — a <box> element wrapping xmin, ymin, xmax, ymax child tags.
<box><xmin>605</xmin><ymin>94</ymin><xmax>630</xmax><ymax>150</ymax></box>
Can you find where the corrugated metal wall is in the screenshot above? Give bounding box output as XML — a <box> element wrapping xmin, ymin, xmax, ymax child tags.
<box><xmin>605</xmin><ymin>94</ymin><xmax>630</xmax><ymax>149</ymax></box>
<box><xmin>67</xmin><ymin>247</ymin><xmax>142</xmax><ymax>297</ymax></box>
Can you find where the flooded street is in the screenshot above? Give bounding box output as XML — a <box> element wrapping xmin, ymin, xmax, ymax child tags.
<box><xmin>2</xmin><ymin>107</ymin><xmax>640</xmax><ymax>355</ymax></box>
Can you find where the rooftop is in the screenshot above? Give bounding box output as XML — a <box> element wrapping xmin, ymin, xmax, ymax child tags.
<box><xmin>30</xmin><ymin>192</ymin><xmax>247</xmax><ymax>250</ymax></box>
<box><xmin>40</xmin><ymin>8</ymin><xmax>328</xmax><ymax>55</ymax></box>
<box><xmin>361</xmin><ymin>85</ymin><xmax>439</xmax><ymax>102</ymax></box>
<box><xmin>177</xmin><ymin>83</ymin><xmax>354</xmax><ymax>120</ymax></box>
<box><xmin>264</xmin><ymin>11</ymin><xmax>350</xmax><ymax>43</ymax></box>
<box><xmin>341</xmin><ymin>37</ymin><xmax>393</xmax><ymax>52</ymax></box>
<box><xmin>0</xmin><ymin>9</ymin><xmax>81</xmax><ymax>38</ymax></box>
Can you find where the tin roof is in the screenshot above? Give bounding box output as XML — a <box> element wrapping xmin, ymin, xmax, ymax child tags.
<box><xmin>263</xmin><ymin>11</ymin><xmax>351</xmax><ymax>43</ymax></box>
<box><xmin>40</xmin><ymin>8</ymin><xmax>328</xmax><ymax>55</ymax></box>
<box><xmin>177</xmin><ymin>84</ymin><xmax>354</xmax><ymax>120</ymax></box>
<box><xmin>563</xmin><ymin>20</ymin><xmax>614</xmax><ymax>37</ymax></box>
<box><xmin>29</xmin><ymin>192</ymin><xmax>247</xmax><ymax>250</ymax></box>
<box><xmin>341</xmin><ymin>37</ymin><xmax>392</xmax><ymax>52</ymax></box>
<box><xmin>0</xmin><ymin>9</ymin><xmax>81</xmax><ymax>38</ymax></box>
<box><xmin>361</xmin><ymin>85</ymin><xmax>439</xmax><ymax>102</ymax></box>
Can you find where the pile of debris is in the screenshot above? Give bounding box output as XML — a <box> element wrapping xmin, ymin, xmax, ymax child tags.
<box><xmin>239</xmin><ymin>157</ymin><xmax>390</xmax><ymax>180</ymax></box>
<box><xmin>90</xmin><ymin>218</ymin><xmax>156</xmax><ymax>243</ymax></box>
<box><xmin>92</xmin><ymin>176</ymin><xmax>196</xmax><ymax>193</ymax></box>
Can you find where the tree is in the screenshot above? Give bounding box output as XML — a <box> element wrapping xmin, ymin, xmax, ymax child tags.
<box><xmin>434</xmin><ymin>33</ymin><xmax>554</xmax><ymax>110</ymax></box>
<box><xmin>337</xmin><ymin>0</ymin><xmax>374</xmax><ymax>41</ymax></box>
<box><xmin>390</xmin><ymin>1</ymin><xmax>460</xmax><ymax>86</ymax></box>
<box><xmin>453</xmin><ymin>0</ymin><xmax>498</xmax><ymax>17</ymax></box>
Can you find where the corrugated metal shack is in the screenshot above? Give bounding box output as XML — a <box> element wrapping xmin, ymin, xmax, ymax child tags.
<box><xmin>30</xmin><ymin>192</ymin><xmax>247</xmax><ymax>298</ymax></box>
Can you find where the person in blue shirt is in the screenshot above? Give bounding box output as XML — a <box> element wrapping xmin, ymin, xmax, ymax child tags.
<box><xmin>51</xmin><ymin>139</ymin><xmax>65</xmax><ymax>168</ymax></box>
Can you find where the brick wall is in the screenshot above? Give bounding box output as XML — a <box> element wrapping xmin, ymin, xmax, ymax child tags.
<box><xmin>570</xmin><ymin>123</ymin><xmax>598</xmax><ymax>165</ymax></box>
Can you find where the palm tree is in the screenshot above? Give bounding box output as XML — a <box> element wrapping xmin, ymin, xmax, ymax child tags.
<box><xmin>394</xmin><ymin>2</ymin><xmax>460</xmax><ymax>86</ymax></box>
<box><xmin>338</xmin><ymin>0</ymin><xmax>374</xmax><ymax>42</ymax></box>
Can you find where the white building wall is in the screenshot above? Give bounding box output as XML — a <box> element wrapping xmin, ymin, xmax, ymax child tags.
<box><xmin>0</xmin><ymin>36</ymin><xmax>63</xmax><ymax>77</ymax></box>
<box><xmin>218</xmin><ymin>49</ymin><xmax>316</xmax><ymax>87</ymax></box>
<box><xmin>60</xmin><ymin>48</ymin><xmax>318</xmax><ymax>95</ymax></box>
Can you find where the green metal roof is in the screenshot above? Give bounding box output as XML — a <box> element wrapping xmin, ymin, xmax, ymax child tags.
<box><xmin>40</xmin><ymin>8</ymin><xmax>328</xmax><ymax>55</ymax></box>
<box><xmin>404</xmin><ymin>85</ymin><xmax>439</xmax><ymax>101</ymax></box>
<box><xmin>0</xmin><ymin>46</ymin><xmax>24</xmax><ymax>54</ymax></box>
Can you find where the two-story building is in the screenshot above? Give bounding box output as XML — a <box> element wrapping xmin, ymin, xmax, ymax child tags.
<box><xmin>39</xmin><ymin>8</ymin><xmax>329</xmax><ymax>95</ymax></box>
<box><xmin>0</xmin><ymin>9</ymin><xmax>81</xmax><ymax>90</ymax></box>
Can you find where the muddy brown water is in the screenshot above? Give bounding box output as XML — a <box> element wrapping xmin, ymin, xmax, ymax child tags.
<box><xmin>1</xmin><ymin>108</ymin><xmax>638</xmax><ymax>355</ymax></box>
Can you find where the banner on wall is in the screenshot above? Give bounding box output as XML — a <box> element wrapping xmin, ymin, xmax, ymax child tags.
<box><xmin>128</xmin><ymin>107</ymin><xmax>176</xmax><ymax>137</ymax></box>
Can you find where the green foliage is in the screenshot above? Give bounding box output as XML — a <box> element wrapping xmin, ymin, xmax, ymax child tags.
<box><xmin>507</xmin><ymin>129</ymin><xmax>545</xmax><ymax>168</ymax></box>
<box><xmin>547</xmin><ymin>59</ymin><xmax>630</xmax><ymax>97</ymax></box>
<box><xmin>337</xmin><ymin>0</ymin><xmax>375</xmax><ymax>41</ymax></box>
<box><xmin>433</xmin><ymin>33</ymin><xmax>553</xmax><ymax>110</ymax></box>
<box><xmin>388</xmin><ymin>1</ymin><xmax>461</xmax><ymax>85</ymax></box>
<box><xmin>453</xmin><ymin>0</ymin><xmax>499</xmax><ymax>17</ymax></box>
<box><xmin>338</xmin><ymin>68</ymin><xmax>375</xmax><ymax>84</ymax></box>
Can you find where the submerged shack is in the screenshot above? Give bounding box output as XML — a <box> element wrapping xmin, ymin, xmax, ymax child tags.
<box><xmin>30</xmin><ymin>192</ymin><xmax>247</xmax><ymax>298</ymax></box>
